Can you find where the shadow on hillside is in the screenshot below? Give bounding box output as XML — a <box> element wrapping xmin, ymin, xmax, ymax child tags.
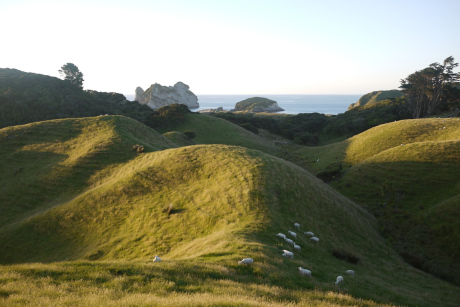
<box><xmin>332</xmin><ymin>160</ymin><xmax>460</xmax><ymax>285</ymax></box>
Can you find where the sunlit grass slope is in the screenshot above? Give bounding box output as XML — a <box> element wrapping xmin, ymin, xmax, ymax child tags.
<box><xmin>290</xmin><ymin>118</ymin><xmax>460</xmax><ymax>173</ymax></box>
<box><xmin>289</xmin><ymin>118</ymin><xmax>460</xmax><ymax>284</ymax></box>
<box><xmin>0</xmin><ymin>117</ymin><xmax>459</xmax><ymax>306</ymax></box>
<box><xmin>168</xmin><ymin>113</ymin><xmax>280</xmax><ymax>155</ymax></box>
<box><xmin>0</xmin><ymin>116</ymin><xmax>176</xmax><ymax>228</ymax></box>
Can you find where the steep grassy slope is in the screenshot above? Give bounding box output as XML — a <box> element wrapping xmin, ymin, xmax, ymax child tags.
<box><xmin>167</xmin><ymin>113</ymin><xmax>280</xmax><ymax>155</ymax></box>
<box><xmin>288</xmin><ymin>118</ymin><xmax>460</xmax><ymax>284</ymax></box>
<box><xmin>0</xmin><ymin>116</ymin><xmax>176</xmax><ymax>227</ymax></box>
<box><xmin>0</xmin><ymin>117</ymin><xmax>459</xmax><ymax>306</ymax></box>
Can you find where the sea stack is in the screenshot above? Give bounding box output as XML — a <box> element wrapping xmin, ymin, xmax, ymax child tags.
<box><xmin>135</xmin><ymin>82</ymin><xmax>199</xmax><ymax>110</ymax></box>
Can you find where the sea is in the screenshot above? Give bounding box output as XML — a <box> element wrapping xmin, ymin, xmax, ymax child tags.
<box><xmin>124</xmin><ymin>94</ymin><xmax>362</xmax><ymax>115</ymax></box>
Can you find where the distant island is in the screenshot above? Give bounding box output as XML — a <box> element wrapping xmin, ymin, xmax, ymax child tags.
<box><xmin>231</xmin><ymin>97</ymin><xmax>284</xmax><ymax>112</ymax></box>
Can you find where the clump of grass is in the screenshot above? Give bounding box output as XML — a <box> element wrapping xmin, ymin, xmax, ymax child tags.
<box><xmin>332</xmin><ymin>248</ymin><xmax>361</xmax><ymax>264</ymax></box>
<box><xmin>132</xmin><ymin>144</ymin><xmax>144</xmax><ymax>152</ymax></box>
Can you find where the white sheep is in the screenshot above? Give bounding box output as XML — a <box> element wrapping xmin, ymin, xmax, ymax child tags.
<box><xmin>285</xmin><ymin>238</ymin><xmax>294</xmax><ymax>245</ymax></box>
<box><xmin>288</xmin><ymin>231</ymin><xmax>297</xmax><ymax>239</ymax></box>
<box><xmin>310</xmin><ymin>236</ymin><xmax>319</xmax><ymax>243</ymax></box>
<box><xmin>276</xmin><ymin>233</ymin><xmax>286</xmax><ymax>239</ymax></box>
<box><xmin>294</xmin><ymin>244</ymin><xmax>301</xmax><ymax>252</ymax></box>
<box><xmin>335</xmin><ymin>276</ymin><xmax>344</xmax><ymax>285</ymax></box>
<box><xmin>304</xmin><ymin>231</ymin><xmax>314</xmax><ymax>236</ymax></box>
<box><xmin>298</xmin><ymin>267</ymin><xmax>311</xmax><ymax>277</ymax></box>
<box><xmin>346</xmin><ymin>270</ymin><xmax>355</xmax><ymax>276</ymax></box>
<box><xmin>294</xmin><ymin>223</ymin><xmax>300</xmax><ymax>230</ymax></box>
<box><xmin>238</xmin><ymin>258</ymin><xmax>254</xmax><ymax>265</ymax></box>
<box><xmin>153</xmin><ymin>255</ymin><xmax>161</xmax><ymax>262</ymax></box>
<box><xmin>282</xmin><ymin>250</ymin><xmax>294</xmax><ymax>259</ymax></box>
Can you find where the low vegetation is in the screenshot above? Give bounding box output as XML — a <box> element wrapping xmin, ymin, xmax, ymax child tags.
<box><xmin>288</xmin><ymin>118</ymin><xmax>460</xmax><ymax>284</ymax></box>
<box><xmin>0</xmin><ymin>116</ymin><xmax>459</xmax><ymax>306</ymax></box>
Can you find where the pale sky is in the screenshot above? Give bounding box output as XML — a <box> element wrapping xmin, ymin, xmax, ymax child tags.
<box><xmin>1</xmin><ymin>0</ymin><xmax>459</xmax><ymax>95</ymax></box>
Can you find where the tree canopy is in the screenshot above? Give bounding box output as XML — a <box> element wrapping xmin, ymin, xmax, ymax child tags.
<box><xmin>400</xmin><ymin>56</ymin><xmax>460</xmax><ymax>118</ymax></box>
<box><xmin>59</xmin><ymin>63</ymin><xmax>84</xmax><ymax>89</ymax></box>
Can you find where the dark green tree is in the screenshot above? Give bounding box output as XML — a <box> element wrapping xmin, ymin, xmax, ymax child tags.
<box><xmin>400</xmin><ymin>56</ymin><xmax>459</xmax><ymax>118</ymax></box>
<box><xmin>59</xmin><ymin>63</ymin><xmax>84</xmax><ymax>88</ymax></box>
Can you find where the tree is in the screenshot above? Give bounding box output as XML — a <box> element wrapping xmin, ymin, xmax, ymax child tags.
<box><xmin>59</xmin><ymin>63</ymin><xmax>84</xmax><ymax>88</ymax></box>
<box><xmin>400</xmin><ymin>56</ymin><xmax>459</xmax><ymax>118</ymax></box>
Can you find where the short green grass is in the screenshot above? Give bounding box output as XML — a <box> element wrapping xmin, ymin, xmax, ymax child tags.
<box><xmin>167</xmin><ymin>113</ymin><xmax>280</xmax><ymax>155</ymax></box>
<box><xmin>288</xmin><ymin>117</ymin><xmax>460</xmax><ymax>285</ymax></box>
<box><xmin>0</xmin><ymin>116</ymin><xmax>459</xmax><ymax>306</ymax></box>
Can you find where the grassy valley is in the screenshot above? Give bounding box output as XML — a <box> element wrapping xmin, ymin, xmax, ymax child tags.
<box><xmin>0</xmin><ymin>116</ymin><xmax>459</xmax><ymax>306</ymax></box>
<box><xmin>0</xmin><ymin>68</ymin><xmax>459</xmax><ymax>306</ymax></box>
<box><xmin>288</xmin><ymin>118</ymin><xmax>460</xmax><ymax>284</ymax></box>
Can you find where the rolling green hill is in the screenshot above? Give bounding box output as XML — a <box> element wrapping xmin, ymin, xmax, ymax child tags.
<box><xmin>0</xmin><ymin>116</ymin><xmax>459</xmax><ymax>306</ymax></box>
<box><xmin>164</xmin><ymin>113</ymin><xmax>280</xmax><ymax>155</ymax></box>
<box><xmin>288</xmin><ymin>118</ymin><xmax>460</xmax><ymax>284</ymax></box>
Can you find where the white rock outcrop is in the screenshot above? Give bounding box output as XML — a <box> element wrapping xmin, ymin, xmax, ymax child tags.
<box><xmin>135</xmin><ymin>82</ymin><xmax>199</xmax><ymax>110</ymax></box>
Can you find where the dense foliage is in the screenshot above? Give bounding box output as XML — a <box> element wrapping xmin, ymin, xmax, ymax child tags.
<box><xmin>59</xmin><ymin>63</ymin><xmax>84</xmax><ymax>89</ymax></box>
<box><xmin>143</xmin><ymin>103</ymin><xmax>191</xmax><ymax>131</ymax></box>
<box><xmin>0</xmin><ymin>68</ymin><xmax>154</xmax><ymax>128</ymax></box>
<box><xmin>400</xmin><ymin>56</ymin><xmax>460</xmax><ymax>118</ymax></box>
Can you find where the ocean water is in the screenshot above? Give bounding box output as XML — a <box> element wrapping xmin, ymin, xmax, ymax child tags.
<box><xmin>124</xmin><ymin>94</ymin><xmax>362</xmax><ymax>115</ymax></box>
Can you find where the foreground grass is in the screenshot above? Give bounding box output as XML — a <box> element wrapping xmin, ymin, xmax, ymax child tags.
<box><xmin>0</xmin><ymin>261</ymin><xmax>397</xmax><ymax>307</ymax></box>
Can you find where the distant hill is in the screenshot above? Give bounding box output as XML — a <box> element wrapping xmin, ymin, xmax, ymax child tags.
<box><xmin>0</xmin><ymin>68</ymin><xmax>154</xmax><ymax>128</ymax></box>
<box><xmin>348</xmin><ymin>90</ymin><xmax>404</xmax><ymax>110</ymax></box>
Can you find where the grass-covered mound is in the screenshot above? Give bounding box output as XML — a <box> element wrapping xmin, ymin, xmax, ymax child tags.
<box><xmin>288</xmin><ymin>118</ymin><xmax>460</xmax><ymax>284</ymax></box>
<box><xmin>0</xmin><ymin>115</ymin><xmax>176</xmax><ymax>227</ymax></box>
<box><xmin>0</xmin><ymin>117</ymin><xmax>459</xmax><ymax>306</ymax></box>
<box><xmin>166</xmin><ymin>113</ymin><xmax>280</xmax><ymax>155</ymax></box>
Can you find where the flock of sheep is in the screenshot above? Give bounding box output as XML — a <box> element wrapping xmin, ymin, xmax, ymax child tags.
<box><xmin>238</xmin><ymin>222</ymin><xmax>355</xmax><ymax>285</ymax></box>
<box><xmin>153</xmin><ymin>222</ymin><xmax>354</xmax><ymax>286</ymax></box>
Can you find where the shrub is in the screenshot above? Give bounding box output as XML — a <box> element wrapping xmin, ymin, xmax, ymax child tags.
<box><xmin>132</xmin><ymin>144</ymin><xmax>144</xmax><ymax>153</ymax></box>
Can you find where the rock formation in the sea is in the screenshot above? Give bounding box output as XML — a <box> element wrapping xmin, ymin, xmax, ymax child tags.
<box><xmin>232</xmin><ymin>97</ymin><xmax>284</xmax><ymax>113</ymax></box>
<box><xmin>135</xmin><ymin>82</ymin><xmax>199</xmax><ymax>110</ymax></box>
<box><xmin>348</xmin><ymin>90</ymin><xmax>404</xmax><ymax>110</ymax></box>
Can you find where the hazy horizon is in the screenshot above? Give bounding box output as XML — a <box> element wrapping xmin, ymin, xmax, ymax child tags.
<box><xmin>1</xmin><ymin>0</ymin><xmax>458</xmax><ymax>95</ymax></box>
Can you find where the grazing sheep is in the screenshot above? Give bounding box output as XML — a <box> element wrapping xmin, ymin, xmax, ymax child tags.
<box><xmin>304</xmin><ymin>231</ymin><xmax>314</xmax><ymax>236</ymax></box>
<box><xmin>153</xmin><ymin>255</ymin><xmax>162</xmax><ymax>262</ymax></box>
<box><xmin>285</xmin><ymin>238</ymin><xmax>294</xmax><ymax>245</ymax></box>
<box><xmin>310</xmin><ymin>236</ymin><xmax>319</xmax><ymax>243</ymax></box>
<box><xmin>294</xmin><ymin>244</ymin><xmax>301</xmax><ymax>252</ymax></box>
<box><xmin>238</xmin><ymin>258</ymin><xmax>254</xmax><ymax>265</ymax></box>
<box><xmin>335</xmin><ymin>276</ymin><xmax>344</xmax><ymax>285</ymax></box>
<box><xmin>294</xmin><ymin>223</ymin><xmax>300</xmax><ymax>230</ymax></box>
<box><xmin>282</xmin><ymin>250</ymin><xmax>294</xmax><ymax>259</ymax></box>
<box><xmin>276</xmin><ymin>233</ymin><xmax>287</xmax><ymax>239</ymax></box>
<box><xmin>346</xmin><ymin>270</ymin><xmax>355</xmax><ymax>276</ymax></box>
<box><xmin>298</xmin><ymin>267</ymin><xmax>311</xmax><ymax>277</ymax></box>
<box><xmin>288</xmin><ymin>231</ymin><xmax>297</xmax><ymax>239</ymax></box>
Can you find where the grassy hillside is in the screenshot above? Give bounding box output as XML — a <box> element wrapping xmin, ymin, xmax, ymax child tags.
<box><xmin>288</xmin><ymin>118</ymin><xmax>460</xmax><ymax>284</ymax></box>
<box><xmin>348</xmin><ymin>90</ymin><xmax>403</xmax><ymax>110</ymax></box>
<box><xmin>165</xmin><ymin>113</ymin><xmax>280</xmax><ymax>155</ymax></box>
<box><xmin>0</xmin><ymin>116</ymin><xmax>459</xmax><ymax>306</ymax></box>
